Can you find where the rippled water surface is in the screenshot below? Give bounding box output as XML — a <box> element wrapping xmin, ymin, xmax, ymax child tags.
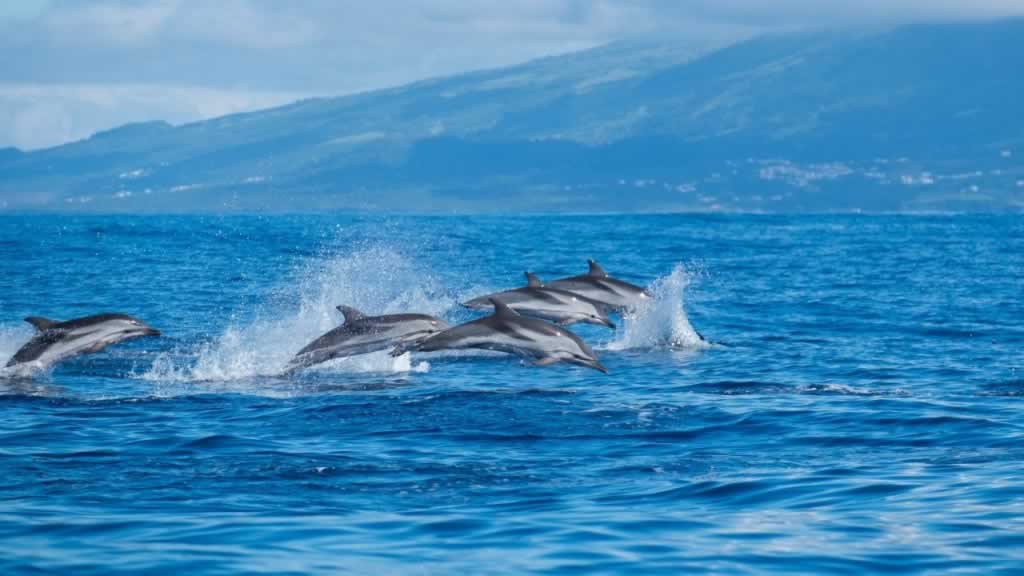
<box><xmin>1</xmin><ymin>214</ymin><xmax>1022</xmax><ymax>574</ymax></box>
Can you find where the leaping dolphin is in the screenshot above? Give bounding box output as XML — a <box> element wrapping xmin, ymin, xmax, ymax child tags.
<box><xmin>545</xmin><ymin>259</ymin><xmax>651</xmax><ymax>312</ymax></box>
<box><xmin>5</xmin><ymin>313</ymin><xmax>161</xmax><ymax>370</ymax></box>
<box><xmin>462</xmin><ymin>272</ymin><xmax>616</xmax><ymax>329</ymax></box>
<box><xmin>392</xmin><ymin>299</ymin><xmax>608</xmax><ymax>373</ymax></box>
<box><xmin>285</xmin><ymin>305</ymin><xmax>449</xmax><ymax>373</ymax></box>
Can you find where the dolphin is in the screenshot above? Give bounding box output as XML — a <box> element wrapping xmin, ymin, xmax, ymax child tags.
<box><xmin>545</xmin><ymin>259</ymin><xmax>651</xmax><ymax>312</ymax></box>
<box><xmin>462</xmin><ymin>272</ymin><xmax>616</xmax><ymax>329</ymax></box>
<box><xmin>285</xmin><ymin>305</ymin><xmax>449</xmax><ymax>372</ymax></box>
<box><xmin>5</xmin><ymin>313</ymin><xmax>160</xmax><ymax>370</ymax></box>
<box><xmin>393</xmin><ymin>299</ymin><xmax>608</xmax><ymax>373</ymax></box>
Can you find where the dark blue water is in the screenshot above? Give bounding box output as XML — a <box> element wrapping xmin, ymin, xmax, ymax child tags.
<box><xmin>1</xmin><ymin>214</ymin><xmax>1022</xmax><ymax>574</ymax></box>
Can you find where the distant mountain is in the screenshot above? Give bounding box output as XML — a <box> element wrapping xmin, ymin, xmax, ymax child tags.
<box><xmin>2</xmin><ymin>19</ymin><xmax>1022</xmax><ymax>212</ymax></box>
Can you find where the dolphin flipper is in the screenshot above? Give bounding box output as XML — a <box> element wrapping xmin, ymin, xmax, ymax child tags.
<box><xmin>389</xmin><ymin>343</ymin><xmax>412</xmax><ymax>357</ymax></box>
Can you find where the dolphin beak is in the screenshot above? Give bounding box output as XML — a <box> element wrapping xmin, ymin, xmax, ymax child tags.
<box><xmin>598</xmin><ymin>317</ymin><xmax>616</xmax><ymax>329</ymax></box>
<box><xmin>575</xmin><ymin>357</ymin><xmax>608</xmax><ymax>374</ymax></box>
<box><xmin>144</xmin><ymin>328</ymin><xmax>161</xmax><ymax>336</ymax></box>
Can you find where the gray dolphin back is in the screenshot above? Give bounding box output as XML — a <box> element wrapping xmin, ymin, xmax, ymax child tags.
<box><xmin>394</xmin><ymin>298</ymin><xmax>607</xmax><ymax>373</ymax></box>
<box><xmin>7</xmin><ymin>328</ymin><xmax>65</xmax><ymax>366</ymax></box>
<box><xmin>546</xmin><ymin>259</ymin><xmax>650</xmax><ymax>312</ymax></box>
<box><xmin>336</xmin><ymin>305</ymin><xmax>367</xmax><ymax>323</ymax></box>
<box><xmin>462</xmin><ymin>272</ymin><xmax>615</xmax><ymax>328</ymax></box>
<box><xmin>6</xmin><ymin>313</ymin><xmax>160</xmax><ymax>369</ymax></box>
<box><xmin>24</xmin><ymin>316</ymin><xmax>58</xmax><ymax>331</ymax></box>
<box><xmin>286</xmin><ymin>306</ymin><xmax>449</xmax><ymax>372</ymax></box>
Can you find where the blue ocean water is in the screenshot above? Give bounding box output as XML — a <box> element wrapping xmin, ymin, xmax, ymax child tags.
<box><xmin>0</xmin><ymin>214</ymin><xmax>1022</xmax><ymax>574</ymax></box>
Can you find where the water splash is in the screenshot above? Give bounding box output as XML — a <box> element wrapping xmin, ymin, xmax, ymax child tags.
<box><xmin>0</xmin><ymin>323</ymin><xmax>41</xmax><ymax>380</ymax></box>
<box><xmin>142</xmin><ymin>245</ymin><xmax>448</xmax><ymax>382</ymax></box>
<box><xmin>603</xmin><ymin>264</ymin><xmax>708</xmax><ymax>351</ymax></box>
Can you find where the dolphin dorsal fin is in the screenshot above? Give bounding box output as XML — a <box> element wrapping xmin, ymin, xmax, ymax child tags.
<box><xmin>336</xmin><ymin>305</ymin><xmax>367</xmax><ymax>324</ymax></box>
<box><xmin>525</xmin><ymin>272</ymin><xmax>543</xmax><ymax>288</ymax></box>
<box><xmin>587</xmin><ymin>259</ymin><xmax>608</xmax><ymax>278</ymax></box>
<box><xmin>490</xmin><ymin>298</ymin><xmax>519</xmax><ymax>318</ymax></box>
<box><xmin>24</xmin><ymin>316</ymin><xmax>58</xmax><ymax>331</ymax></box>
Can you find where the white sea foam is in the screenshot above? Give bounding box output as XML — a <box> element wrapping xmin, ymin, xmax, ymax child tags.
<box><xmin>142</xmin><ymin>246</ymin><xmax>448</xmax><ymax>383</ymax></box>
<box><xmin>0</xmin><ymin>322</ymin><xmax>30</xmax><ymax>356</ymax></box>
<box><xmin>0</xmin><ymin>323</ymin><xmax>41</xmax><ymax>380</ymax></box>
<box><xmin>603</xmin><ymin>264</ymin><xmax>708</xmax><ymax>351</ymax></box>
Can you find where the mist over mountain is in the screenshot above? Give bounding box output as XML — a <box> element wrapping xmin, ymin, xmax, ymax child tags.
<box><xmin>1</xmin><ymin>18</ymin><xmax>1022</xmax><ymax>213</ymax></box>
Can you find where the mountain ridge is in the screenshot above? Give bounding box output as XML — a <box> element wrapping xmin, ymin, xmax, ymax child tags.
<box><xmin>2</xmin><ymin>18</ymin><xmax>1022</xmax><ymax>212</ymax></box>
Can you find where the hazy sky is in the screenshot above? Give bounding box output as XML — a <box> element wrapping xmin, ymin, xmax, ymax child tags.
<box><xmin>2</xmin><ymin>0</ymin><xmax>1022</xmax><ymax>150</ymax></box>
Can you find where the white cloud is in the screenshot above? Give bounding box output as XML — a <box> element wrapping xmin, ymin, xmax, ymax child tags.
<box><xmin>175</xmin><ymin>1</ymin><xmax>321</xmax><ymax>49</ymax></box>
<box><xmin>0</xmin><ymin>83</ymin><xmax>314</xmax><ymax>149</ymax></box>
<box><xmin>1</xmin><ymin>0</ymin><xmax>1023</xmax><ymax>149</ymax></box>
<box><xmin>653</xmin><ymin>0</ymin><xmax>1024</xmax><ymax>28</ymax></box>
<box><xmin>36</xmin><ymin>0</ymin><xmax>320</xmax><ymax>48</ymax></box>
<box><xmin>43</xmin><ymin>0</ymin><xmax>178</xmax><ymax>46</ymax></box>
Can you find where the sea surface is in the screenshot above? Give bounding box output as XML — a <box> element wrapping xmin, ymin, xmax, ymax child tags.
<box><xmin>0</xmin><ymin>214</ymin><xmax>1022</xmax><ymax>574</ymax></box>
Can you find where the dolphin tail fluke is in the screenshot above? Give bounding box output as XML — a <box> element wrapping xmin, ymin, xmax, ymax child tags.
<box><xmin>282</xmin><ymin>351</ymin><xmax>316</xmax><ymax>375</ymax></box>
<box><xmin>281</xmin><ymin>361</ymin><xmax>304</xmax><ymax>376</ymax></box>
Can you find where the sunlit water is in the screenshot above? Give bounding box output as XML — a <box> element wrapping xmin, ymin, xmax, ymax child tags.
<box><xmin>1</xmin><ymin>214</ymin><xmax>1022</xmax><ymax>574</ymax></box>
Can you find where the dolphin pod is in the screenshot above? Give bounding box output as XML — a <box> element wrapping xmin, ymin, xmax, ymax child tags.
<box><xmin>393</xmin><ymin>299</ymin><xmax>608</xmax><ymax>373</ymax></box>
<box><xmin>462</xmin><ymin>272</ymin><xmax>616</xmax><ymax>329</ymax></box>
<box><xmin>5</xmin><ymin>260</ymin><xmax>664</xmax><ymax>375</ymax></box>
<box><xmin>288</xmin><ymin>259</ymin><xmax>652</xmax><ymax>374</ymax></box>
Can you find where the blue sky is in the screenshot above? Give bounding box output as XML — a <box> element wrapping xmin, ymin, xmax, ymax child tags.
<box><xmin>2</xmin><ymin>0</ymin><xmax>1022</xmax><ymax>150</ymax></box>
